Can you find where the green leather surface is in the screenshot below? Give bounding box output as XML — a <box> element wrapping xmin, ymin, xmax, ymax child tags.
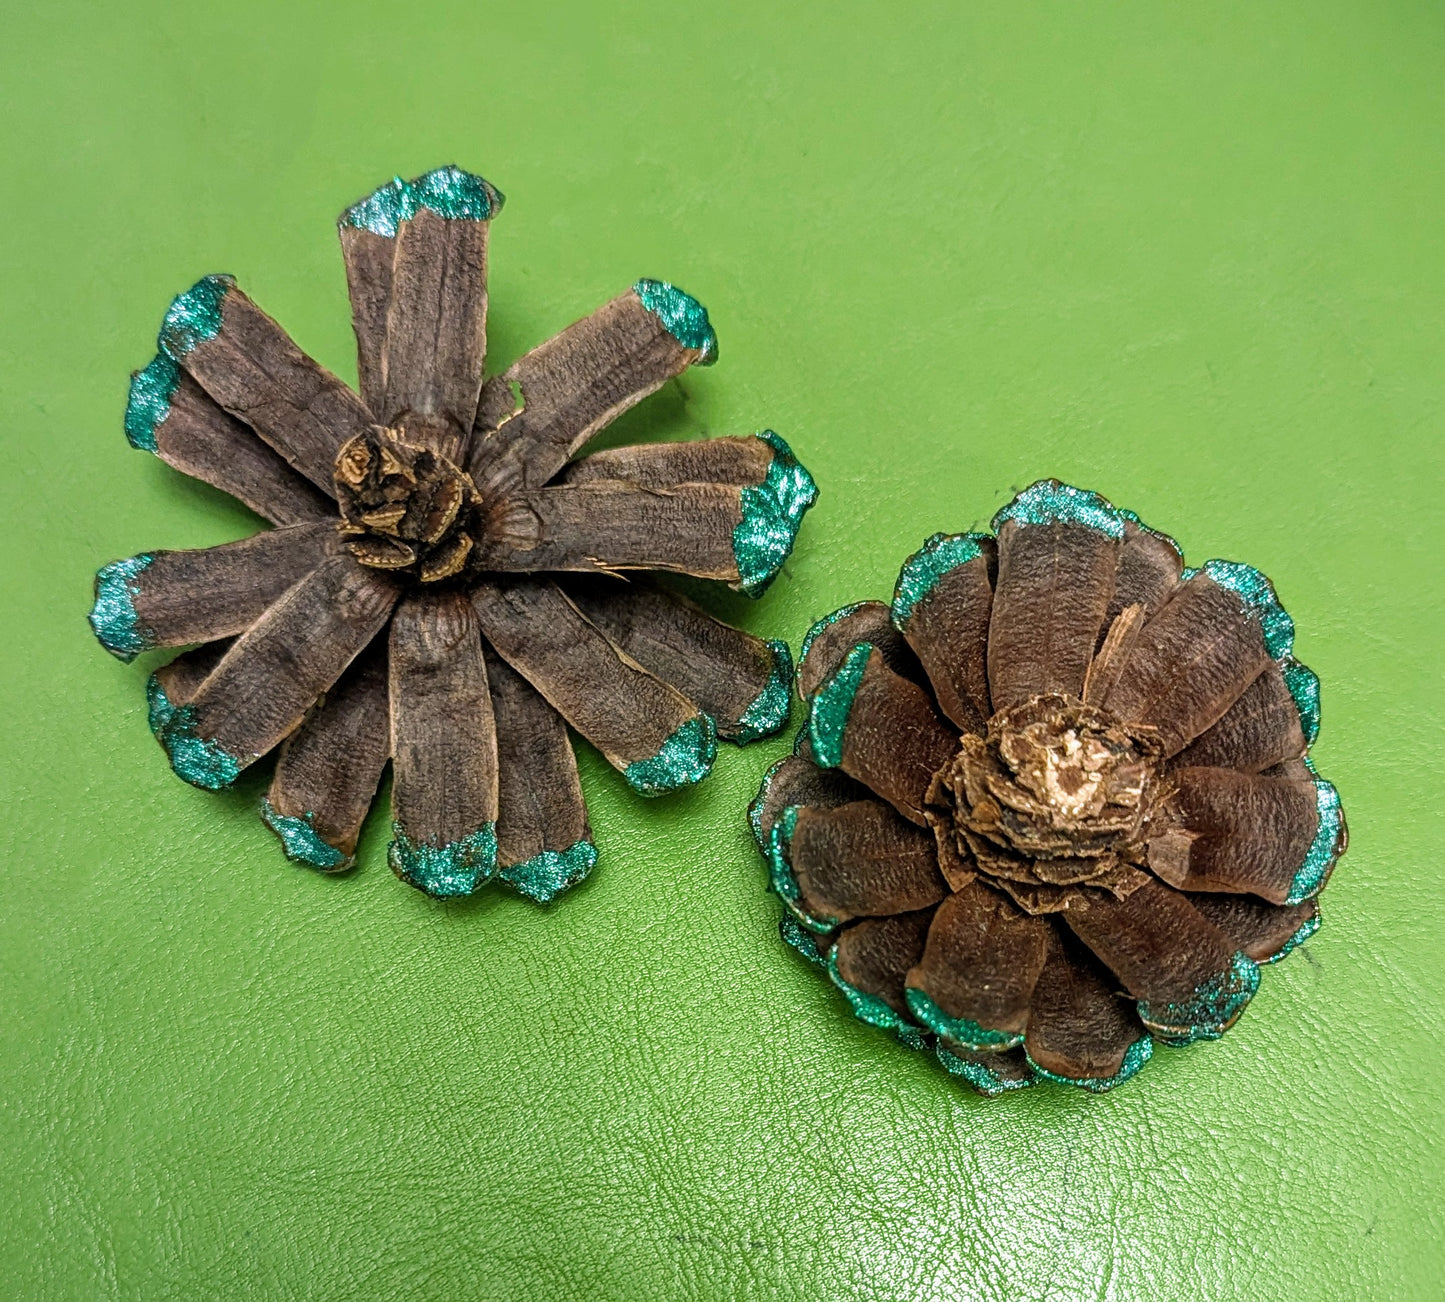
<box><xmin>3</xmin><ymin>2</ymin><xmax>1442</xmax><ymax>1297</ymax></box>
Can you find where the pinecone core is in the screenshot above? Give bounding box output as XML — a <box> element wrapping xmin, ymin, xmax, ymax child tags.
<box><xmin>926</xmin><ymin>693</ymin><xmax>1166</xmax><ymax>913</ymax></box>
<box><xmin>333</xmin><ymin>429</ymin><xmax>479</xmax><ymax>584</ymax></box>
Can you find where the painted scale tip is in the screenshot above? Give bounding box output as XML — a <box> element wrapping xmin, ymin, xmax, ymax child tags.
<box><xmin>892</xmin><ymin>532</ymin><xmax>990</xmax><ymax>629</ymax></box>
<box><xmin>260</xmin><ymin>800</ymin><xmax>351</xmax><ymax>872</ymax></box>
<box><xmin>1027</xmin><ymin>1036</ymin><xmax>1154</xmax><ymax>1094</ymax></box>
<box><xmin>158</xmin><ymin>274</ymin><xmax>234</xmax><ymax>360</ymax></box>
<box><xmin>499</xmin><ymin>839</ymin><xmax>599</xmax><ymax>904</ymax></box>
<box><xmin>124</xmin><ymin>354</ymin><xmax>179</xmax><ymax>453</ymax></box>
<box><xmin>825</xmin><ymin>948</ymin><xmax>928</xmax><ymax>1051</ymax></box>
<box><xmin>730</xmin><ymin>640</ymin><xmax>794</xmax><ymax>746</ymax></box>
<box><xmin>936</xmin><ymin>1043</ymin><xmax>1037</xmax><ymax>1097</ymax></box>
<box><xmin>807</xmin><ymin>642</ymin><xmax>871</xmax><ymax>769</ymax></box>
<box><xmin>991</xmin><ymin>479</ymin><xmax>1126</xmax><ymax>540</ymax></box>
<box><xmin>340</xmin><ymin>166</ymin><xmax>504</xmax><ymax>237</ymax></box>
<box><xmin>731</xmin><ymin>431</ymin><xmax>819</xmax><ymax>599</ymax></box>
<box><xmin>633</xmin><ymin>278</ymin><xmax>718</xmax><ymax>364</ymax></box>
<box><xmin>904</xmin><ymin>986</ymin><xmax>1025</xmax><ymax>1053</ymax></box>
<box><xmin>1139</xmin><ymin>951</ymin><xmax>1261</xmax><ymax>1046</ymax></box>
<box><xmin>388</xmin><ymin>822</ymin><xmax>499</xmax><ymax>898</ymax></box>
<box><xmin>89</xmin><ymin>555</ymin><xmax>155</xmax><ymax>661</ymax></box>
<box><xmin>623</xmin><ymin>714</ymin><xmax>718</xmax><ymax>796</ymax></box>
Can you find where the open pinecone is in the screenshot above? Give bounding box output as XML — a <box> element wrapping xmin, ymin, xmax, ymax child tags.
<box><xmin>752</xmin><ymin>481</ymin><xmax>1343</xmax><ymax>1094</ymax></box>
<box><xmin>90</xmin><ymin>166</ymin><xmax>815</xmax><ymax>901</ymax></box>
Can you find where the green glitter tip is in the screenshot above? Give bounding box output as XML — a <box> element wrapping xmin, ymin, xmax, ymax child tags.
<box><xmin>732</xmin><ymin>432</ymin><xmax>818</xmax><ymax>598</ymax></box>
<box><xmin>827</xmin><ymin>948</ymin><xmax>928</xmax><ymax>1050</ymax></box>
<box><xmin>807</xmin><ymin>642</ymin><xmax>872</xmax><ymax>769</ymax></box>
<box><xmin>748</xmin><ymin>756</ymin><xmax>791</xmax><ymax>851</ymax></box>
<box><xmin>633</xmin><ymin>278</ymin><xmax>718</xmax><ymax>364</ymax></box>
<box><xmin>731</xmin><ymin>640</ymin><xmax>794</xmax><ymax>745</ymax></box>
<box><xmin>260</xmin><ymin>800</ymin><xmax>349</xmax><ymax>872</ymax></box>
<box><xmin>1281</xmin><ymin>657</ymin><xmax>1321</xmax><ymax>746</ymax></box>
<box><xmin>1140</xmin><ymin>951</ymin><xmax>1260</xmax><ymax>1046</ymax></box>
<box><xmin>124</xmin><ymin>354</ymin><xmax>179</xmax><ymax>453</ymax></box>
<box><xmin>1265</xmin><ymin>906</ymin><xmax>1321</xmax><ymax>964</ymax></box>
<box><xmin>935</xmin><ymin>1043</ymin><xmax>1037</xmax><ymax>1097</ymax></box>
<box><xmin>145</xmin><ymin>673</ymin><xmax>176</xmax><ymax>737</ymax></box>
<box><xmin>767</xmin><ymin>808</ymin><xmax>838</xmax><ymax>934</ymax></box>
<box><xmin>1286</xmin><ymin>777</ymin><xmax>1343</xmax><ymax>904</ymax></box>
<box><xmin>892</xmin><ymin>532</ymin><xmax>990</xmax><ymax>629</ymax></box>
<box><xmin>1117</xmin><ymin>507</ymin><xmax>1184</xmax><ymax>558</ymax></box>
<box><xmin>1027</xmin><ymin>1036</ymin><xmax>1154</xmax><ymax>1093</ymax></box>
<box><xmin>904</xmin><ymin>988</ymin><xmax>1024</xmax><ymax>1052</ymax></box>
<box><xmin>388</xmin><ymin>821</ymin><xmax>498</xmax><ymax>899</ymax></box>
<box><xmin>89</xmin><ymin>555</ymin><xmax>155</xmax><ymax>661</ymax></box>
<box><xmin>156</xmin><ymin>704</ymin><xmax>244</xmax><ymax>791</ymax></box>
<box><xmin>991</xmin><ymin>480</ymin><xmax>1125</xmax><ymax>539</ymax></box>
<box><xmin>797</xmin><ymin>603</ymin><xmax>867</xmax><ymax>676</ymax></box>
<box><xmin>623</xmin><ymin>714</ymin><xmax>717</xmax><ymax>796</ymax></box>
<box><xmin>779</xmin><ymin>912</ymin><xmax>827</xmax><ymax>966</ymax></box>
<box><xmin>1199</xmin><ymin>559</ymin><xmax>1295</xmax><ymax>659</ymax></box>
<box><xmin>499</xmin><ymin>839</ymin><xmax>598</xmax><ymax>904</ymax></box>
<box><xmin>158</xmin><ymin>274</ymin><xmax>234</xmax><ymax>360</ymax></box>
<box><xmin>340</xmin><ymin>166</ymin><xmax>504</xmax><ymax>237</ymax></box>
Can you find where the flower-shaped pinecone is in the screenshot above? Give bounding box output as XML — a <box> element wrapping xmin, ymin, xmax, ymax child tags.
<box><xmin>752</xmin><ymin>481</ymin><xmax>1344</xmax><ymax>1095</ymax></box>
<box><xmin>90</xmin><ymin>166</ymin><xmax>815</xmax><ymax>901</ymax></box>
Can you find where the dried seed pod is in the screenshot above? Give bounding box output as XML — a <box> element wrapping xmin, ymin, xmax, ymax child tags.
<box><xmin>91</xmin><ymin>165</ymin><xmax>817</xmax><ymax>902</ymax></box>
<box><xmin>756</xmin><ymin>480</ymin><xmax>1344</xmax><ymax>1094</ymax></box>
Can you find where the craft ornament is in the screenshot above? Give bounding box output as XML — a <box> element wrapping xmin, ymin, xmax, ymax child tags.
<box><xmin>90</xmin><ymin>165</ymin><xmax>817</xmax><ymax>900</ymax></box>
<box><xmin>751</xmin><ymin>479</ymin><xmax>1345</xmax><ymax>1094</ymax></box>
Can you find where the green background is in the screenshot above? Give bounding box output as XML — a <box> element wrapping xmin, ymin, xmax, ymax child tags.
<box><xmin>2</xmin><ymin>1</ymin><xmax>1442</xmax><ymax>1297</ymax></box>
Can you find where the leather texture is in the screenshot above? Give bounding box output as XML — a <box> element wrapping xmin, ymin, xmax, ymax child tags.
<box><xmin>2</xmin><ymin>1</ymin><xmax>1442</xmax><ymax>1297</ymax></box>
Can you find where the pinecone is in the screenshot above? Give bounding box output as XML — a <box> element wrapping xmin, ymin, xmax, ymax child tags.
<box><xmin>90</xmin><ymin>166</ymin><xmax>815</xmax><ymax>901</ymax></box>
<box><xmin>752</xmin><ymin>481</ymin><xmax>1343</xmax><ymax>1094</ymax></box>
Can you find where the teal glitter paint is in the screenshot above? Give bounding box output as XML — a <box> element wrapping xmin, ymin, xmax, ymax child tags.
<box><xmin>766</xmin><ymin>806</ymin><xmax>803</xmax><ymax>904</ymax></box>
<box><xmin>904</xmin><ymin>988</ymin><xmax>1024</xmax><ymax>1051</ymax></box>
<box><xmin>732</xmin><ymin>432</ymin><xmax>819</xmax><ymax>598</ymax></box>
<box><xmin>89</xmin><ymin>555</ymin><xmax>155</xmax><ymax>661</ymax></box>
<box><xmin>632</xmin><ymin>278</ymin><xmax>718</xmax><ymax>364</ymax></box>
<box><xmin>408</xmin><ymin>165</ymin><xmax>503</xmax><ymax>221</ymax></box>
<box><xmin>747</xmin><ymin>756</ymin><xmax>791</xmax><ymax>850</ymax></box>
<box><xmin>340</xmin><ymin>167</ymin><xmax>504</xmax><ymax>237</ymax></box>
<box><xmin>124</xmin><ymin>354</ymin><xmax>179</xmax><ymax>452</ymax></box>
<box><xmin>158</xmin><ymin>274</ymin><xmax>234</xmax><ymax>360</ymax></box>
<box><xmin>500</xmin><ymin>839</ymin><xmax>598</xmax><ymax>904</ymax></box>
<box><xmin>991</xmin><ymin>480</ymin><xmax>1125</xmax><ymax>539</ymax></box>
<box><xmin>891</xmin><ymin>532</ymin><xmax>989</xmax><ymax>629</ymax></box>
<box><xmin>1265</xmin><ymin>907</ymin><xmax>1321</xmax><ymax>963</ymax></box>
<box><xmin>341</xmin><ymin>176</ymin><xmax>410</xmax><ymax>236</ymax></box>
<box><xmin>826</xmin><ymin>948</ymin><xmax>927</xmax><ymax>1050</ymax></box>
<box><xmin>732</xmin><ymin>640</ymin><xmax>794</xmax><ymax>744</ymax></box>
<box><xmin>1199</xmin><ymin>559</ymin><xmax>1295</xmax><ymax>659</ymax></box>
<box><xmin>1027</xmin><ymin>1036</ymin><xmax>1154</xmax><ymax>1093</ymax></box>
<box><xmin>807</xmin><ymin>642</ymin><xmax>872</xmax><ymax>769</ymax></box>
<box><xmin>1117</xmin><ymin>507</ymin><xmax>1184</xmax><ymax>558</ymax></box>
<box><xmin>936</xmin><ymin>1042</ymin><xmax>1037</xmax><ymax>1096</ymax></box>
<box><xmin>1286</xmin><ymin>775</ymin><xmax>1343</xmax><ymax>905</ymax></box>
<box><xmin>388</xmin><ymin>822</ymin><xmax>498</xmax><ymax>898</ymax></box>
<box><xmin>766</xmin><ymin>808</ymin><xmax>839</xmax><ymax>933</ymax></box>
<box><xmin>145</xmin><ymin>673</ymin><xmax>176</xmax><ymax>737</ymax></box>
<box><xmin>157</xmin><ymin>705</ymin><xmax>244</xmax><ymax>791</ymax></box>
<box><xmin>260</xmin><ymin>800</ymin><xmax>349</xmax><ymax>871</ymax></box>
<box><xmin>798</xmin><ymin>603</ymin><xmax>866</xmax><ymax>670</ymax></box>
<box><xmin>779</xmin><ymin>913</ymin><xmax>826</xmax><ymax>966</ymax></box>
<box><xmin>623</xmin><ymin>714</ymin><xmax>717</xmax><ymax>795</ymax></box>
<box><xmin>1140</xmin><ymin>951</ymin><xmax>1260</xmax><ymax>1046</ymax></box>
<box><xmin>1281</xmin><ymin>657</ymin><xmax>1321</xmax><ymax>746</ymax></box>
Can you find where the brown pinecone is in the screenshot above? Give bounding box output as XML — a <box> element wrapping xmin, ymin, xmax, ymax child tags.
<box><xmin>753</xmin><ymin>480</ymin><xmax>1344</xmax><ymax>1094</ymax></box>
<box><xmin>89</xmin><ymin>166</ymin><xmax>815</xmax><ymax>901</ymax></box>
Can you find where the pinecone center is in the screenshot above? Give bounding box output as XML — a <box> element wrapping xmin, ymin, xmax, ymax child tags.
<box><xmin>333</xmin><ymin>429</ymin><xmax>479</xmax><ymax>584</ymax></box>
<box><xmin>926</xmin><ymin>693</ymin><xmax>1166</xmax><ymax>913</ymax></box>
